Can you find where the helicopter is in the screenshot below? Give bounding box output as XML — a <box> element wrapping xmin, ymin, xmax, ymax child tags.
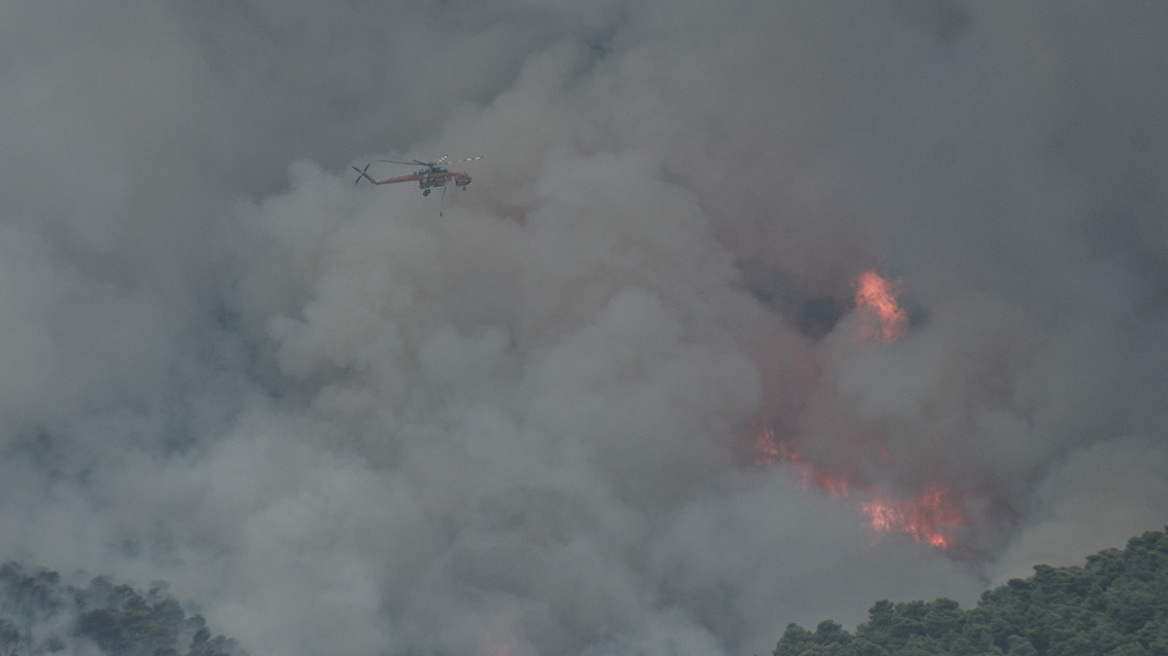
<box><xmin>352</xmin><ymin>155</ymin><xmax>482</xmax><ymax>195</ymax></box>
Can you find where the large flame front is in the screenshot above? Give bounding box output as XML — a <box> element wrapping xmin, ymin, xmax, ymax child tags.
<box><xmin>855</xmin><ymin>269</ymin><xmax>908</xmax><ymax>343</ymax></box>
<box><xmin>750</xmin><ymin>270</ymin><xmax>966</xmax><ymax>549</ymax></box>
<box><xmin>755</xmin><ymin>431</ymin><xmax>964</xmax><ymax>548</ymax></box>
<box><xmin>860</xmin><ymin>488</ymin><xmax>966</xmax><ymax>549</ymax></box>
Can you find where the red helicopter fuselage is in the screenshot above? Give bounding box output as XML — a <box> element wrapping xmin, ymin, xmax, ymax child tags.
<box><xmin>357</xmin><ymin>168</ymin><xmax>472</xmax><ymax>194</ymax></box>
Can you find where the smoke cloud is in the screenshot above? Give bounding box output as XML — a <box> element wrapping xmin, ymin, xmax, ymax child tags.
<box><xmin>1</xmin><ymin>1</ymin><xmax>1166</xmax><ymax>655</ymax></box>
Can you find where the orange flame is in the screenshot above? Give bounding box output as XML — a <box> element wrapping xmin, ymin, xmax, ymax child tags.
<box><xmin>751</xmin><ymin>429</ymin><xmax>965</xmax><ymax>548</ymax></box>
<box><xmin>753</xmin><ymin>432</ymin><xmax>853</xmax><ymax>498</ymax></box>
<box><xmin>855</xmin><ymin>270</ymin><xmax>908</xmax><ymax>343</ymax></box>
<box><xmin>748</xmin><ymin>272</ymin><xmax>968</xmax><ymax>548</ymax></box>
<box><xmin>860</xmin><ymin>488</ymin><xmax>965</xmax><ymax>549</ymax></box>
<box><xmin>810</xmin><ymin>469</ymin><xmax>852</xmax><ymax>499</ymax></box>
<box><xmin>754</xmin><ymin>427</ymin><xmax>782</xmax><ymax>466</ymax></box>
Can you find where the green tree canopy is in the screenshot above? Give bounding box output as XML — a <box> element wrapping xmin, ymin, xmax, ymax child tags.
<box><xmin>773</xmin><ymin>528</ymin><xmax>1168</xmax><ymax>656</ymax></box>
<box><xmin>0</xmin><ymin>563</ymin><xmax>242</xmax><ymax>656</ymax></box>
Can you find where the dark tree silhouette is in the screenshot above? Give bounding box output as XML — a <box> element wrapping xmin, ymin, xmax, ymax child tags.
<box><xmin>773</xmin><ymin>528</ymin><xmax>1168</xmax><ymax>656</ymax></box>
<box><xmin>0</xmin><ymin>564</ymin><xmax>242</xmax><ymax>656</ymax></box>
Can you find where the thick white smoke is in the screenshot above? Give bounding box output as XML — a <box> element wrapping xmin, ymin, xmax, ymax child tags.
<box><xmin>1</xmin><ymin>2</ymin><xmax>1166</xmax><ymax>656</ymax></box>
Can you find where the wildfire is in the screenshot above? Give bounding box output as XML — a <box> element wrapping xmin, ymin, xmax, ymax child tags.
<box><xmin>748</xmin><ymin>271</ymin><xmax>966</xmax><ymax>549</ymax></box>
<box><xmin>860</xmin><ymin>488</ymin><xmax>965</xmax><ymax>549</ymax></box>
<box><xmin>754</xmin><ymin>427</ymin><xmax>781</xmax><ymax>465</ymax></box>
<box><xmin>751</xmin><ymin>430</ymin><xmax>964</xmax><ymax>549</ymax></box>
<box><xmin>753</xmin><ymin>426</ymin><xmax>799</xmax><ymax>466</ymax></box>
<box><xmin>854</xmin><ymin>269</ymin><xmax>908</xmax><ymax>343</ymax></box>
<box><xmin>755</xmin><ymin>431</ymin><xmax>850</xmax><ymax>495</ymax></box>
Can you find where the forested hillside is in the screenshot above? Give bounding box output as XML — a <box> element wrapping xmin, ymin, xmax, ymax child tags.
<box><xmin>0</xmin><ymin>563</ymin><xmax>242</xmax><ymax>656</ymax></box>
<box><xmin>5</xmin><ymin>530</ymin><xmax>1165</xmax><ymax>655</ymax></box>
<box><xmin>773</xmin><ymin>529</ymin><xmax>1168</xmax><ymax>656</ymax></box>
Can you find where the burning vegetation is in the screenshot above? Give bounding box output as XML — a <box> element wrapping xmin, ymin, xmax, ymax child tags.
<box><xmin>753</xmin><ymin>270</ymin><xmax>967</xmax><ymax>549</ymax></box>
<box><xmin>860</xmin><ymin>488</ymin><xmax>967</xmax><ymax>550</ymax></box>
<box><xmin>854</xmin><ymin>269</ymin><xmax>908</xmax><ymax>344</ymax></box>
<box><xmin>755</xmin><ymin>428</ymin><xmax>966</xmax><ymax>549</ymax></box>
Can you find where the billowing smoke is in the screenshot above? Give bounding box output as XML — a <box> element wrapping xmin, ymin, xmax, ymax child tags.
<box><xmin>1</xmin><ymin>1</ymin><xmax>1166</xmax><ymax>655</ymax></box>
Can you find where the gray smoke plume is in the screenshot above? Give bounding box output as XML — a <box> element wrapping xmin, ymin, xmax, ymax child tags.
<box><xmin>1</xmin><ymin>2</ymin><xmax>1166</xmax><ymax>656</ymax></box>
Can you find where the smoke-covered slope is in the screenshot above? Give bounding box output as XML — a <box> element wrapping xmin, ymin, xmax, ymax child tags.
<box><xmin>0</xmin><ymin>563</ymin><xmax>241</xmax><ymax>656</ymax></box>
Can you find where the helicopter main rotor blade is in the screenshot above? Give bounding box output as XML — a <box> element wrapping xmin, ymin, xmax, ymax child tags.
<box><xmin>375</xmin><ymin>156</ymin><xmax>480</xmax><ymax>170</ymax></box>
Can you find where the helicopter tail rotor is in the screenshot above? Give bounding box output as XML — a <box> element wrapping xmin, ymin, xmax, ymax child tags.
<box><xmin>352</xmin><ymin>163</ymin><xmax>371</xmax><ymax>184</ymax></box>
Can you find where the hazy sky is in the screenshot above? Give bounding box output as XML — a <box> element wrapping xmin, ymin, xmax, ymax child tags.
<box><xmin>1</xmin><ymin>2</ymin><xmax>1166</xmax><ymax>656</ymax></box>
